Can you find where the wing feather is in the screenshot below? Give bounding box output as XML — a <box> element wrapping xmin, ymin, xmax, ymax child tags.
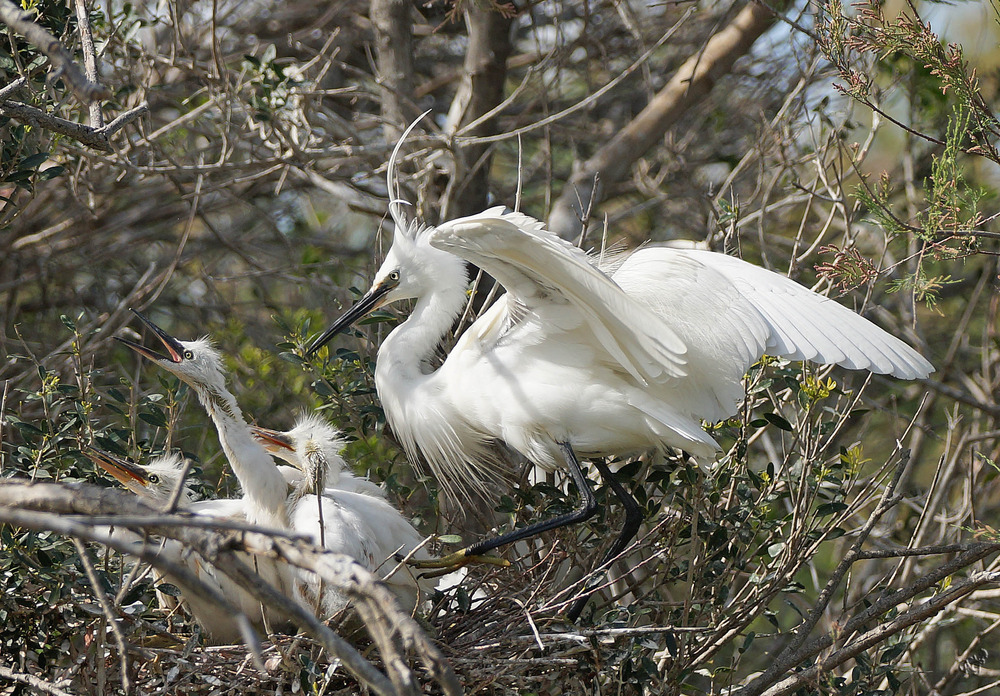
<box><xmin>679</xmin><ymin>249</ymin><xmax>933</xmax><ymax>379</ymax></box>
<box><xmin>429</xmin><ymin>207</ymin><xmax>688</xmax><ymax>384</ymax></box>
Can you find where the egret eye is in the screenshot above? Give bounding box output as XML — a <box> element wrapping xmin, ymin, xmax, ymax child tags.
<box><xmin>147</xmin><ymin>473</ymin><xmax>160</xmax><ymax>484</ymax></box>
<box><xmin>183</xmin><ymin>350</ymin><xmax>194</xmax><ymax>360</ymax></box>
<box><xmin>388</xmin><ymin>270</ymin><xmax>400</xmax><ymax>282</ymax></box>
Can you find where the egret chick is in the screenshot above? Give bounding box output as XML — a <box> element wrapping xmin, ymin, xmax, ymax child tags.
<box><xmin>251</xmin><ymin>414</ymin><xmax>385</xmax><ymax>499</ymax></box>
<box><xmin>279</xmin><ymin>421</ymin><xmax>438</xmax><ymax>614</ymax></box>
<box><xmin>305</xmin><ymin>127</ymin><xmax>933</xmax><ymax>620</ymax></box>
<box><xmin>86</xmin><ymin>448</ymin><xmax>260</xmax><ymax>643</ymax></box>
<box><xmin>116</xmin><ymin>311</ymin><xmax>295</xmax><ymax>614</ymax></box>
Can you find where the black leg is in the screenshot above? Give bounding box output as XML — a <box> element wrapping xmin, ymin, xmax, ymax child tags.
<box><xmin>565</xmin><ymin>457</ymin><xmax>644</xmax><ymax>622</ymax></box>
<box><xmin>464</xmin><ymin>442</ymin><xmax>598</xmax><ymax>556</ymax></box>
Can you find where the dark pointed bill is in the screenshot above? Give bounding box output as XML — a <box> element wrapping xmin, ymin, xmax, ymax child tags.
<box><xmin>115</xmin><ymin>309</ymin><xmax>185</xmax><ymax>363</ymax></box>
<box><xmin>84</xmin><ymin>447</ymin><xmax>150</xmax><ymax>488</ymax></box>
<box><xmin>307</xmin><ymin>283</ymin><xmax>393</xmax><ymax>356</ymax></box>
<box><xmin>250</xmin><ymin>425</ymin><xmax>294</xmax><ymax>452</ymax></box>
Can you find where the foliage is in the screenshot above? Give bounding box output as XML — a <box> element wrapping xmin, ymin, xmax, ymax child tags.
<box><xmin>3</xmin><ymin>0</ymin><xmax>1000</xmax><ymax>695</ymax></box>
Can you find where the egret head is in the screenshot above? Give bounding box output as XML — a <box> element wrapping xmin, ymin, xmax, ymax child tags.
<box><xmin>86</xmin><ymin>448</ymin><xmax>196</xmax><ymax>503</ymax></box>
<box><xmin>306</xmin><ymin>224</ymin><xmax>467</xmax><ymax>355</ymax></box>
<box><xmin>116</xmin><ymin>310</ymin><xmax>228</xmax><ymax>394</ymax></box>
<box><xmin>251</xmin><ymin>414</ymin><xmax>347</xmax><ymax>487</ymax></box>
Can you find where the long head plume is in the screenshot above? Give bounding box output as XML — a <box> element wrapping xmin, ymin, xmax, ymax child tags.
<box><xmin>386</xmin><ymin>111</ymin><xmax>431</xmax><ymax>234</ymax></box>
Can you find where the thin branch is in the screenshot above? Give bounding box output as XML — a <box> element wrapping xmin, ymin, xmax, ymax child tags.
<box><xmin>761</xmin><ymin>572</ymin><xmax>1000</xmax><ymax>696</ymax></box>
<box><xmin>0</xmin><ymin>0</ymin><xmax>109</xmax><ymax>103</ymax></box>
<box><xmin>0</xmin><ymin>663</ymin><xmax>76</xmax><ymax>696</ymax></box>
<box><xmin>72</xmin><ymin>538</ymin><xmax>132</xmax><ymax>694</ymax></box>
<box><xmin>548</xmin><ymin>1</ymin><xmax>785</xmax><ymax>240</ymax></box>
<box><xmin>72</xmin><ymin>0</ymin><xmax>104</xmax><ymax>127</ymax></box>
<box><xmin>0</xmin><ymin>100</ymin><xmax>147</xmax><ymax>152</ymax></box>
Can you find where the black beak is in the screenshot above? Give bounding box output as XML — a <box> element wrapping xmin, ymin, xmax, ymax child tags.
<box><xmin>307</xmin><ymin>283</ymin><xmax>393</xmax><ymax>356</ymax></box>
<box><xmin>115</xmin><ymin>309</ymin><xmax>186</xmax><ymax>363</ymax></box>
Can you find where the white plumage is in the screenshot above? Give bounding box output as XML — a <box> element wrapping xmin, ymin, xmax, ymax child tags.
<box><xmin>86</xmin><ymin>449</ymin><xmax>270</xmax><ymax>643</ymax></box>
<box><xmin>305</xmin><ymin>127</ymin><xmax>932</xmax><ymax>620</ymax></box>
<box><xmin>263</xmin><ymin>416</ymin><xmax>435</xmax><ymax>614</ymax></box>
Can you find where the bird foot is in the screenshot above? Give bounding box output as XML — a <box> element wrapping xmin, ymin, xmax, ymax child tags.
<box><xmin>407</xmin><ymin>549</ymin><xmax>510</xmax><ymax>577</ymax></box>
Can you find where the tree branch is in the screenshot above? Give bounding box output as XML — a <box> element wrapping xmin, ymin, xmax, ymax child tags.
<box><xmin>371</xmin><ymin>0</ymin><xmax>414</xmax><ymax>142</ymax></box>
<box><xmin>71</xmin><ymin>0</ymin><xmax>104</xmax><ymax>127</ymax></box>
<box><xmin>0</xmin><ymin>100</ymin><xmax>147</xmax><ymax>151</ymax></box>
<box><xmin>0</xmin><ymin>480</ymin><xmax>457</xmax><ymax>696</ymax></box>
<box><xmin>441</xmin><ymin>3</ymin><xmax>513</xmax><ymax>219</ymax></box>
<box><xmin>0</xmin><ymin>0</ymin><xmax>110</xmax><ymax>103</ymax></box>
<box><xmin>548</xmin><ymin>1</ymin><xmax>785</xmax><ymax>240</ymax></box>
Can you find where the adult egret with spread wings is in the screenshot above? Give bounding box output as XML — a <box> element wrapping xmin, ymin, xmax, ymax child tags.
<box><xmin>254</xmin><ymin>418</ymin><xmax>438</xmax><ymax>613</ymax></box>
<box><xmin>306</xmin><ymin>130</ymin><xmax>933</xmax><ymax>621</ymax></box>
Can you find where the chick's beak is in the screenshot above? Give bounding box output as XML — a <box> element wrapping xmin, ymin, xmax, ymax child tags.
<box><xmin>115</xmin><ymin>309</ymin><xmax>186</xmax><ymax>363</ymax></box>
<box><xmin>250</xmin><ymin>426</ymin><xmax>294</xmax><ymax>454</ymax></box>
<box><xmin>84</xmin><ymin>447</ymin><xmax>150</xmax><ymax>489</ymax></box>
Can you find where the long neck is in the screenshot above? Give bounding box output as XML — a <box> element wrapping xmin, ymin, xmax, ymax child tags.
<box><xmin>377</xmin><ymin>283</ymin><xmax>468</xmax><ymax>383</ymax></box>
<box><xmin>193</xmin><ymin>383</ymin><xmax>287</xmax><ymax>527</ymax></box>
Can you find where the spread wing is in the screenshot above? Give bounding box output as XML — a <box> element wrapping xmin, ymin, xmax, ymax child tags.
<box><xmin>429</xmin><ymin>207</ymin><xmax>688</xmax><ymax>385</ymax></box>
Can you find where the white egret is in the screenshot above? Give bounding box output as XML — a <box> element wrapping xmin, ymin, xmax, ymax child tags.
<box><xmin>85</xmin><ymin>448</ymin><xmax>262</xmax><ymax>643</ymax></box>
<box><xmin>305</xmin><ymin>130</ymin><xmax>933</xmax><ymax>620</ymax></box>
<box><xmin>251</xmin><ymin>414</ymin><xmax>386</xmax><ymax>499</ymax></box>
<box><xmin>116</xmin><ymin>311</ymin><xmax>295</xmax><ymax>620</ymax></box>
<box><xmin>256</xmin><ymin>416</ymin><xmax>439</xmax><ymax>614</ymax></box>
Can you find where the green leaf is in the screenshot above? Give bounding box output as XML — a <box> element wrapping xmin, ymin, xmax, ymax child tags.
<box><xmin>816</xmin><ymin>501</ymin><xmax>848</xmax><ymax>516</ymax></box>
<box><xmin>763</xmin><ymin>412</ymin><xmax>793</xmax><ymax>431</ymax></box>
<box><xmin>437</xmin><ymin>534</ymin><xmax>463</xmax><ymax>545</ymax></box>
<box><xmin>20</xmin><ymin>153</ymin><xmax>49</xmax><ymax>169</ymax></box>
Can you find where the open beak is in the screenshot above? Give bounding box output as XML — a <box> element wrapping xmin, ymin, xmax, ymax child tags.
<box><xmin>250</xmin><ymin>425</ymin><xmax>295</xmax><ymax>454</ymax></box>
<box><xmin>115</xmin><ymin>309</ymin><xmax>186</xmax><ymax>363</ymax></box>
<box><xmin>85</xmin><ymin>447</ymin><xmax>150</xmax><ymax>490</ymax></box>
<box><xmin>307</xmin><ymin>282</ymin><xmax>393</xmax><ymax>356</ymax></box>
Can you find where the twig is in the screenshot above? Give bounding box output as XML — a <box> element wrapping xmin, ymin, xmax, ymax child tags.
<box><xmin>72</xmin><ymin>538</ymin><xmax>132</xmax><ymax>694</ymax></box>
<box><xmin>0</xmin><ymin>100</ymin><xmax>147</xmax><ymax>152</ymax></box>
<box><xmin>72</xmin><ymin>0</ymin><xmax>104</xmax><ymax>127</ymax></box>
<box><xmin>760</xmin><ymin>572</ymin><xmax>1000</xmax><ymax>696</ymax></box>
<box><xmin>0</xmin><ymin>0</ymin><xmax>109</xmax><ymax>103</ymax></box>
<box><xmin>0</xmin><ymin>663</ymin><xmax>76</xmax><ymax>696</ymax></box>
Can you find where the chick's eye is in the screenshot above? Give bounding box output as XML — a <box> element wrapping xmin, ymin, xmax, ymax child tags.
<box><xmin>183</xmin><ymin>350</ymin><xmax>194</xmax><ymax>360</ymax></box>
<box><xmin>147</xmin><ymin>473</ymin><xmax>160</xmax><ymax>484</ymax></box>
<box><xmin>388</xmin><ymin>270</ymin><xmax>400</xmax><ymax>282</ymax></box>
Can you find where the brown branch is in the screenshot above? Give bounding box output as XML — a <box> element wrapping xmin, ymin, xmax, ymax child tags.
<box><xmin>0</xmin><ymin>479</ymin><xmax>463</xmax><ymax>696</ymax></box>
<box><xmin>762</xmin><ymin>572</ymin><xmax>1000</xmax><ymax>696</ymax></box>
<box><xmin>0</xmin><ymin>0</ymin><xmax>110</xmax><ymax>103</ymax></box>
<box><xmin>71</xmin><ymin>0</ymin><xmax>103</xmax><ymax>127</ymax></box>
<box><xmin>733</xmin><ymin>542</ymin><xmax>1000</xmax><ymax>696</ymax></box>
<box><xmin>0</xmin><ymin>100</ymin><xmax>147</xmax><ymax>151</ymax></box>
<box><xmin>371</xmin><ymin>0</ymin><xmax>414</xmax><ymax>142</ymax></box>
<box><xmin>440</xmin><ymin>3</ymin><xmax>513</xmax><ymax>219</ymax></box>
<box><xmin>548</xmin><ymin>1</ymin><xmax>786</xmax><ymax>240</ymax></box>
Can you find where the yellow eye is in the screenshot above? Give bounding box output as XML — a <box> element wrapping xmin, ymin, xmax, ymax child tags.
<box><xmin>147</xmin><ymin>473</ymin><xmax>160</xmax><ymax>484</ymax></box>
<box><xmin>388</xmin><ymin>271</ymin><xmax>400</xmax><ymax>282</ymax></box>
<box><xmin>183</xmin><ymin>350</ymin><xmax>194</xmax><ymax>360</ymax></box>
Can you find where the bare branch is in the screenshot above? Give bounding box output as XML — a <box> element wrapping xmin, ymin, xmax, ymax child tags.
<box><xmin>0</xmin><ymin>0</ymin><xmax>110</xmax><ymax>103</ymax></box>
<box><xmin>72</xmin><ymin>0</ymin><xmax>104</xmax><ymax>127</ymax></box>
<box><xmin>0</xmin><ymin>100</ymin><xmax>147</xmax><ymax>151</ymax></box>
<box><xmin>548</xmin><ymin>1</ymin><xmax>785</xmax><ymax>240</ymax></box>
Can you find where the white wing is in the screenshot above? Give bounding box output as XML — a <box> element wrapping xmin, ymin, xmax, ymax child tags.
<box><xmin>675</xmin><ymin>248</ymin><xmax>933</xmax><ymax>380</ymax></box>
<box><xmin>429</xmin><ymin>207</ymin><xmax>688</xmax><ymax>384</ymax></box>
